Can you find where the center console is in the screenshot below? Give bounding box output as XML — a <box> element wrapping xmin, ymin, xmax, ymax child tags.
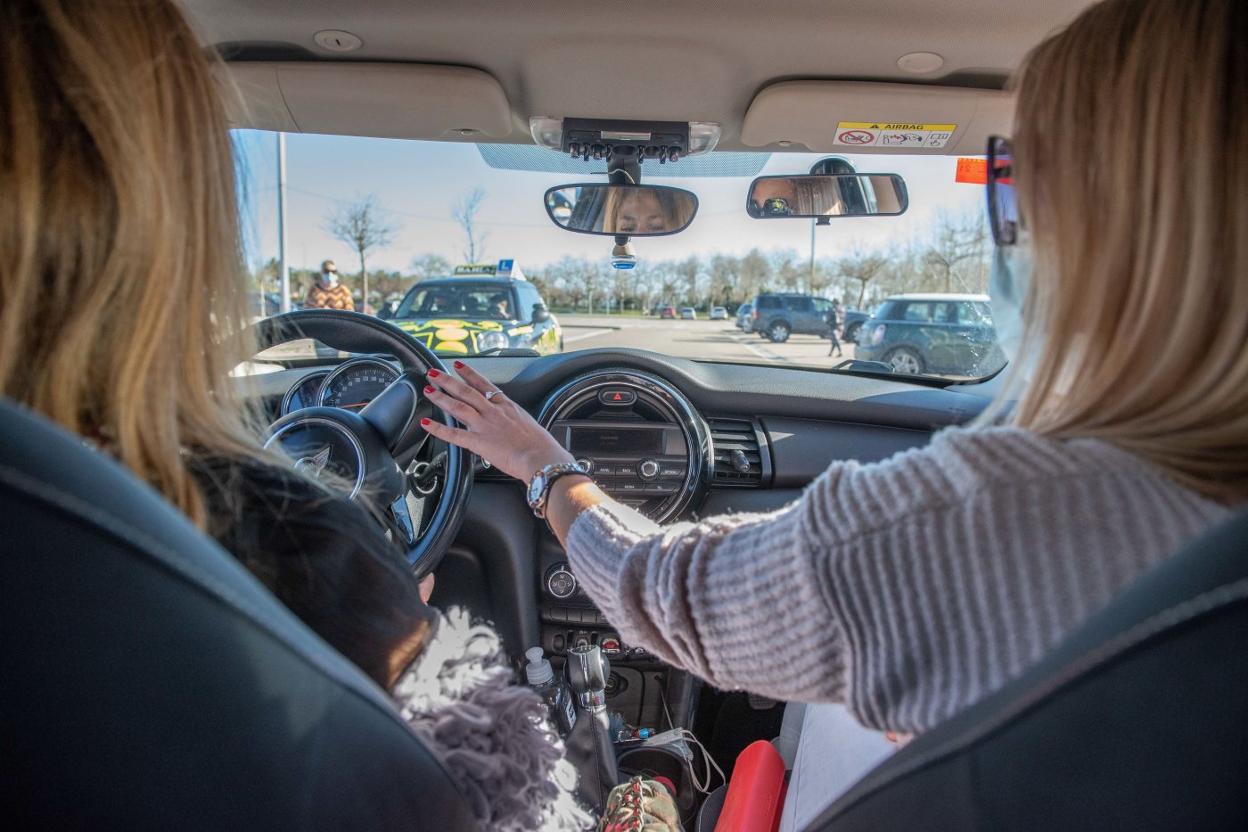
<box><xmin>534</xmin><ymin>369</ymin><xmax>712</xmax><ymax>729</ymax></box>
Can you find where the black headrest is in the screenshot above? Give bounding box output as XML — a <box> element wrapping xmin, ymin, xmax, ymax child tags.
<box><xmin>811</xmin><ymin>508</ymin><xmax>1248</xmax><ymax>831</ymax></box>
<box><xmin>0</xmin><ymin>398</ymin><xmax>477</xmax><ymax>830</ymax></box>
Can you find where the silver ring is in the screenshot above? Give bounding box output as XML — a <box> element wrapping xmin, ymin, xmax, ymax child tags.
<box><xmin>484</xmin><ymin>390</ymin><xmax>501</xmax><ymax>402</ymax></box>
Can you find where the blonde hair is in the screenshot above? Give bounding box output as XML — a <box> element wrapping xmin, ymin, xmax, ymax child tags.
<box><xmin>1001</xmin><ymin>0</ymin><xmax>1247</xmax><ymax>503</ymax></box>
<box><xmin>602</xmin><ymin>187</ymin><xmax>695</xmax><ymax>233</ymax></box>
<box><xmin>0</xmin><ymin>0</ymin><xmax>268</xmax><ymax>526</ymax></box>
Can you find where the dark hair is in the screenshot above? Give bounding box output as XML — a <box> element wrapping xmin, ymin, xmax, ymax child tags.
<box><xmin>193</xmin><ymin>456</ymin><xmax>434</xmax><ymax>688</ymax></box>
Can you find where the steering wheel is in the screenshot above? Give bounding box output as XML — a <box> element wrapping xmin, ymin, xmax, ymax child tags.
<box><xmin>254</xmin><ymin>310</ymin><xmax>473</xmax><ymax>578</ymax></box>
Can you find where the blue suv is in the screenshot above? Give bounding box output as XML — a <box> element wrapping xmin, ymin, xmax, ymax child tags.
<box><xmin>855</xmin><ymin>294</ymin><xmax>1005</xmax><ymax>377</ymax></box>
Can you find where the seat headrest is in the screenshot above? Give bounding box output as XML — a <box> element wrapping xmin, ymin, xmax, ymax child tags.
<box><xmin>0</xmin><ymin>397</ymin><xmax>477</xmax><ymax>830</ymax></box>
<box><xmin>811</xmin><ymin>508</ymin><xmax>1248</xmax><ymax>831</ymax></box>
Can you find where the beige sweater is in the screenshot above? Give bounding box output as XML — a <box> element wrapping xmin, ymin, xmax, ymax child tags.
<box><xmin>565</xmin><ymin>426</ymin><xmax>1227</xmax><ymax>734</ymax></box>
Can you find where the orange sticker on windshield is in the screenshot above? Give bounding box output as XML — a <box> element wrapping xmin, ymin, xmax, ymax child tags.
<box><xmin>955</xmin><ymin>157</ymin><xmax>988</xmax><ymax>184</ymax></box>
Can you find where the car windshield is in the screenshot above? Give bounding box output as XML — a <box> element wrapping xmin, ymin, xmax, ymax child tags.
<box><xmin>238</xmin><ymin>132</ymin><xmax>1006</xmax><ymax>381</ymax></box>
<box><xmin>394</xmin><ymin>283</ymin><xmax>513</xmax><ymax>320</ymax></box>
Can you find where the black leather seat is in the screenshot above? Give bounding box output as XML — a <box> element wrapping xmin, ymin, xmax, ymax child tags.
<box><xmin>808</xmin><ymin>508</ymin><xmax>1248</xmax><ymax>831</ymax></box>
<box><xmin>0</xmin><ymin>398</ymin><xmax>478</xmax><ymax>830</ymax></box>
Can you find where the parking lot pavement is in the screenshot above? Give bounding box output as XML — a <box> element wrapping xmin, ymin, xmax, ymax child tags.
<box><xmin>557</xmin><ymin>314</ymin><xmax>856</xmax><ymax>367</ymax></box>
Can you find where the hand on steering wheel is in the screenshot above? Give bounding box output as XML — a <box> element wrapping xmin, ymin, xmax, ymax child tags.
<box><xmin>420</xmin><ymin>360</ymin><xmax>573</xmax><ymax>482</ymax></box>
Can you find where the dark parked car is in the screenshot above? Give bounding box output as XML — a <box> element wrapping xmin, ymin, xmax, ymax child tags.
<box><xmin>840</xmin><ymin>308</ymin><xmax>868</xmax><ymax>343</ymax></box>
<box><xmin>855</xmin><ymin>293</ymin><xmax>1005</xmax><ymax>376</ymax></box>
<box><xmin>749</xmin><ymin>292</ymin><xmax>837</xmax><ymax>342</ymax></box>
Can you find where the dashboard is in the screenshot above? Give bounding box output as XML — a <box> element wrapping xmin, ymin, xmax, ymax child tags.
<box><xmin>255</xmin><ymin>348</ymin><xmax>996</xmax><ymax>694</ymax></box>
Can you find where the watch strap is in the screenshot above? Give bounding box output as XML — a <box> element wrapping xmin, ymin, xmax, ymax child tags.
<box><xmin>528</xmin><ymin>461</ymin><xmax>590</xmax><ymax>518</ymax></box>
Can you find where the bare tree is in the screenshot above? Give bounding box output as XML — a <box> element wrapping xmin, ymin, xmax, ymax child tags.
<box><xmin>452</xmin><ymin>188</ymin><xmax>489</xmax><ymax>263</ymax></box>
<box><xmin>409</xmin><ymin>253</ymin><xmax>452</xmax><ymax>281</ymax></box>
<box><xmin>326</xmin><ymin>195</ymin><xmax>398</xmax><ymax>312</ymax></box>
<box><xmin>838</xmin><ymin>248</ymin><xmax>890</xmax><ymax>308</ymax></box>
<box><xmin>922</xmin><ymin>209</ymin><xmax>990</xmax><ymax>294</ymax></box>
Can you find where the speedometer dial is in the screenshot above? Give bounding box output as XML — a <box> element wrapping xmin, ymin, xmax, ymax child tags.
<box><xmin>317</xmin><ymin>359</ymin><xmax>399</xmax><ymax>411</ymax></box>
<box><xmin>281</xmin><ymin>371</ymin><xmax>329</xmax><ymax>416</ymax></box>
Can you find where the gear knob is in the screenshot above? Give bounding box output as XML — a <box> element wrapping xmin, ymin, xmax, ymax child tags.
<box><xmin>566</xmin><ymin>644</ymin><xmax>610</xmax><ymax>711</ymax></box>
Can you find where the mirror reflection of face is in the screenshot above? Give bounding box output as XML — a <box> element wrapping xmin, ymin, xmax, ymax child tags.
<box><xmin>751</xmin><ymin>178</ymin><xmax>799</xmax><ymax>210</ymax></box>
<box><xmin>612</xmin><ymin>190</ymin><xmax>667</xmax><ymax>234</ymax></box>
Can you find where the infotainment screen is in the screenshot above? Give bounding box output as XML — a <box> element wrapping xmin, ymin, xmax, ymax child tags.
<box><xmin>569</xmin><ymin>427</ymin><xmax>662</xmax><ymax>454</ymax></box>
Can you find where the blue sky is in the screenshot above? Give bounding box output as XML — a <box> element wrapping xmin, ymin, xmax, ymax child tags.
<box><xmin>234</xmin><ymin>130</ymin><xmax>985</xmax><ymax>274</ymax></box>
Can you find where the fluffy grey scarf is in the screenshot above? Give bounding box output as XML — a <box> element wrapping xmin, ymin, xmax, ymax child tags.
<box><xmin>392</xmin><ymin>608</ymin><xmax>594</xmax><ymax>831</ymax></box>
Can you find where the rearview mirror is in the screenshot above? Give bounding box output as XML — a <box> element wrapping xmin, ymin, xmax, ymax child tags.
<box><xmin>746</xmin><ymin>174</ymin><xmax>908</xmax><ymax>219</ymax></box>
<box><xmin>544</xmin><ymin>184</ymin><xmax>698</xmax><ymax>236</ymax></box>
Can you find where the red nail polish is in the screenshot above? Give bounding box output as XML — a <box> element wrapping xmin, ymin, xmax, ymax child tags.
<box><xmin>424</xmin><ymin>385</ymin><xmax>435</xmax><ymax>394</ymax></box>
<box><xmin>420</xmin><ymin>418</ymin><xmax>432</xmax><ymax>427</ymax></box>
<box><xmin>427</xmin><ymin>369</ymin><xmax>440</xmax><ymax>378</ymax></box>
<box><xmin>453</xmin><ymin>360</ymin><xmax>465</xmax><ymax>368</ymax></box>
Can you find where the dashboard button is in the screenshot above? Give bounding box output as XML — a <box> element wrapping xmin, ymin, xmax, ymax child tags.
<box><xmin>646</xmin><ymin>483</ymin><xmax>679</xmax><ymax>495</ymax></box>
<box><xmin>598</xmin><ymin>388</ymin><xmax>638</xmax><ymax>406</ymax></box>
<box><xmin>658</xmin><ymin>464</ymin><xmax>686</xmax><ymax>479</ymax></box>
<box><xmin>593</xmin><ymin>462</ymin><xmax>615</xmax><ymax>476</ymax></box>
<box><xmin>546</xmin><ymin>567</ymin><xmax>578</xmax><ymax>599</ymax></box>
<box><xmin>638</xmin><ymin>459</ymin><xmax>660</xmax><ymax>480</ymax></box>
<box><xmin>618</xmin><ymin>481</ymin><xmax>643</xmax><ymax>492</ymax></box>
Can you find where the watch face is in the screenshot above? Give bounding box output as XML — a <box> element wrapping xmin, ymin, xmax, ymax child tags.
<box><xmin>527</xmin><ymin>474</ymin><xmax>546</xmax><ymax>505</ymax></box>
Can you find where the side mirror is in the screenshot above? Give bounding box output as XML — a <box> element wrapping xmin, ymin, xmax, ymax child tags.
<box><xmin>544</xmin><ymin>184</ymin><xmax>698</xmax><ymax>236</ymax></box>
<box><xmin>532</xmin><ymin>303</ymin><xmax>551</xmax><ymax>323</ymax></box>
<box><xmin>377</xmin><ymin>301</ymin><xmax>396</xmax><ymax>320</ymax></box>
<box><xmin>746</xmin><ymin>174</ymin><xmax>908</xmax><ymax>219</ymax></box>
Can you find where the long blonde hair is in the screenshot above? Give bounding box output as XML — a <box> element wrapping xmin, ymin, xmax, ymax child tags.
<box><xmin>0</xmin><ymin>0</ymin><xmax>267</xmax><ymax>526</ymax></box>
<box><xmin>1001</xmin><ymin>0</ymin><xmax>1247</xmax><ymax>503</ymax></box>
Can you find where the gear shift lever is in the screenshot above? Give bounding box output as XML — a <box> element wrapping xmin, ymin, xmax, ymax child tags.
<box><xmin>564</xmin><ymin>644</ymin><xmax>619</xmax><ymax>807</ymax></box>
<box><xmin>566</xmin><ymin>643</ymin><xmax>610</xmax><ymax>712</ymax></box>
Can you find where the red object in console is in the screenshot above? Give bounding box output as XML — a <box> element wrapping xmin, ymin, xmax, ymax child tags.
<box><xmin>714</xmin><ymin>740</ymin><xmax>787</xmax><ymax>832</ymax></box>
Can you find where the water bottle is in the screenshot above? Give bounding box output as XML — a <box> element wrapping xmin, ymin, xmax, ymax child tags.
<box><xmin>525</xmin><ymin>646</ymin><xmax>577</xmax><ymax>736</ymax></box>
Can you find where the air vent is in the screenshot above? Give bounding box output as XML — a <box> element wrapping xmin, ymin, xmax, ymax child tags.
<box><xmin>708</xmin><ymin>417</ymin><xmax>766</xmax><ymax>487</ymax></box>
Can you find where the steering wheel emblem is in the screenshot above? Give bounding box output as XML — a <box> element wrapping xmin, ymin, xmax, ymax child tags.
<box><xmin>293</xmin><ymin>446</ymin><xmax>332</xmax><ymax>478</ymax></box>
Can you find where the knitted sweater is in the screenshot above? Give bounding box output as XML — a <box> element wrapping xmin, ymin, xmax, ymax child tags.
<box><xmin>565</xmin><ymin>426</ymin><xmax>1228</xmax><ymax>734</ymax></box>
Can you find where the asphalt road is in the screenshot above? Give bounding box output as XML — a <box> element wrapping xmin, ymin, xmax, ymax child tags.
<box><xmin>558</xmin><ymin>314</ymin><xmax>856</xmax><ymax>368</ymax></box>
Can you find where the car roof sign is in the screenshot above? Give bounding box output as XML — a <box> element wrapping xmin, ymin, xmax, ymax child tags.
<box><xmin>452</xmin><ymin>263</ymin><xmax>497</xmax><ymax>276</ymax></box>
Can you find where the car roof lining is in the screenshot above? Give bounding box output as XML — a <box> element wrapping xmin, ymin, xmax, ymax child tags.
<box><xmin>186</xmin><ymin>0</ymin><xmax>1096</xmax><ymax>152</ymax></box>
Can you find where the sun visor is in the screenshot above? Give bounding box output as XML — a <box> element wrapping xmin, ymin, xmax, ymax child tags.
<box><xmin>741</xmin><ymin>81</ymin><xmax>1013</xmax><ymax>156</ymax></box>
<box><xmin>218</xmin><ymin>62</ymin><xmax>513</xmax><ymax>140</ymax></box>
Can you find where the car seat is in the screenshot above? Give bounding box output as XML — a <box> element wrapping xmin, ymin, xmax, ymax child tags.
<box><xmin>0</xmin><ymin>397</ymin><xmax>478</xmax><ymax>830</ymax></box>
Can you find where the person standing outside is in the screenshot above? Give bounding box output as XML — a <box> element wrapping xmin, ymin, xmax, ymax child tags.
<box><xmin>303</xmin><ymin>260</ymin><xmax>354</xmax><ymax>311</ymax></box>
<box><xmin>826</xmin><ymin>298</ymin><xmax>843</xmax><ymax>357</ymax></box>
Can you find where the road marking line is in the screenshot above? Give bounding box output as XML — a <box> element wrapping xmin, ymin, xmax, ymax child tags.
<box><xmin>563</xmin><ymin>329</ymin><xmax>613</xmax><ymax>344</ymax></box>
<box><xmin>731</xmin><ymin>333</ymin><xmax>790</xmax><ymax>363</ymax></box>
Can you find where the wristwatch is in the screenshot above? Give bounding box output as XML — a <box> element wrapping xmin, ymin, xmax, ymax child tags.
<box><xmin>526</xmin><ymin>461</ymin><xmax>591</xmax><ymax>519</ymax></box>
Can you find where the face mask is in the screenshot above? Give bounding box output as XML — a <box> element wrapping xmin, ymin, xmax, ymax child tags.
<box><xmin>320</xmin><ymin>271</ymin><xmax>339</xmax><ymax>288</ymax></box>
<box><xmin>988</xmin><ymin>237</ymin><xmax>1032</xmax><ymax>365</ymax></box>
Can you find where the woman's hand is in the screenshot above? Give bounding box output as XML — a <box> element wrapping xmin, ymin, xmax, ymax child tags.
<box><xmin>419</xmin><ymin>361</ymin><xmax>575</xmax><ymax>482</ymax></box>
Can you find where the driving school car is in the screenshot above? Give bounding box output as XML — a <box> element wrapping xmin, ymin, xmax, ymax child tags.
<box><xmin>383</xmin><ymin>262</ymin><xmax>562</xmax><ymax>356</ymax></box>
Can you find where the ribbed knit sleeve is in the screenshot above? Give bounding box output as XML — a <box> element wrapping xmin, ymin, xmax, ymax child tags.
<box><xmin>565</xmin><ymin>427</ymin><xmax>1225</xmax><ymax>734</ymax></box>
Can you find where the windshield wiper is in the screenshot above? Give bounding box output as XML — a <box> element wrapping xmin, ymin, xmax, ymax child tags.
<box><xmin>831</xmin><ymin>359</ymin><xmax>892</xmax><ymax>374</ymax></box>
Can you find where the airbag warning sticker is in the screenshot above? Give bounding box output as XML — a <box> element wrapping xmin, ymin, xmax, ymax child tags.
<box><xmin>833</xmin><ymin>122</ymin><xmax>957</xmax><ymax>149</ymax></box>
